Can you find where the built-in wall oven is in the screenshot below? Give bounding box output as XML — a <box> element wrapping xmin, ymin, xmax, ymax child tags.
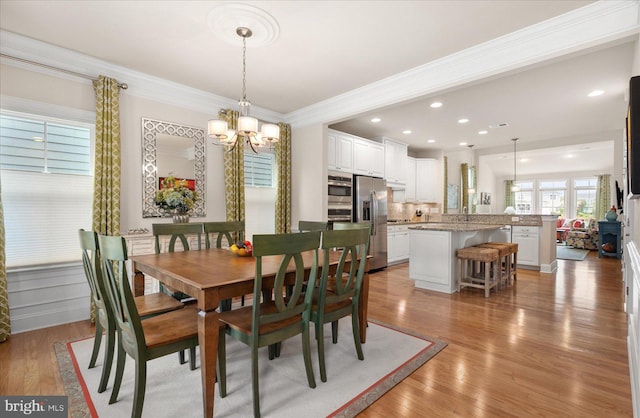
<box><xmin>328</xmin><ymin>171</ymin><xmax>353</xmax><ymax>224</ymax></box>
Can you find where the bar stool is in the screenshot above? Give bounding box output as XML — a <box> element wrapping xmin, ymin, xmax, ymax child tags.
<box><xmin>476</xmin><ymin>242</ymin><xmax>518</xmax><ymax>287</ymax></box>
<box><xmin>457</xmin><ymin>246</ymin><xmax>500</xmax><ymax>297</ymax></box>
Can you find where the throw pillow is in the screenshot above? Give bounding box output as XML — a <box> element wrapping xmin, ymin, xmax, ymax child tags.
<box><xmin>573</xmin><ymin>219</ymin><xmax>584</xmax><ymax>229</ymax></box>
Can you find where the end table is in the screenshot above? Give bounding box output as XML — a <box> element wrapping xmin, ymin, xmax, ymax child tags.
<box><xmin>598</xmin><ymin>221</ymin><xmax>622</xmax><ymax>259</ymax></box>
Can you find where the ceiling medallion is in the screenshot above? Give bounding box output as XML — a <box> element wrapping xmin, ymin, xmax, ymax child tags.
<box><xmin>207</xmin><ymin>3</ymin><xmax>280</xmax><ymax>47</ymax></box>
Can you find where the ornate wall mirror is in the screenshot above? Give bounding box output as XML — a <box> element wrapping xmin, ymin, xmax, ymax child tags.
<box><xmin>142</xmin><ymin>118</ymin><xmax>206</xmax><ymax>218</ymax></box>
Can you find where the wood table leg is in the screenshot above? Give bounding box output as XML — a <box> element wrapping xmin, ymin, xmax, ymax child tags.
<box><xmin>133</xmin><ymin>267</ymin><xmax>145</xmax><ymax>296</ymax></box>
<box><xmin>198</xmin><ymin>308</ymin><xmax>218</xmax><ymax>418</ymax></box>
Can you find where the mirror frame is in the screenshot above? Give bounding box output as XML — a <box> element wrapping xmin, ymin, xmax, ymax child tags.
<box><xmin>141</xmin><ymin>118</ymin><xmax>206</xmax><ymax>218</ymax></box>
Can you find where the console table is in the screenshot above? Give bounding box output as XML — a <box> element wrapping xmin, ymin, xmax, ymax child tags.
<box><xmin>598</xmin><ymin>221</ymin><xmax>622</xmax><ymax>259</ymax></box>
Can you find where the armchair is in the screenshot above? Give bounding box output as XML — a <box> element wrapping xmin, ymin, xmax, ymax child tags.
<box><xmin>566</xmin><ymin>218</ymin><xmax>598</xmax><ymax>250</ymax></box>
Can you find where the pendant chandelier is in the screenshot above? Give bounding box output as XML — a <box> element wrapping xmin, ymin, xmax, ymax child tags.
<box><xmin>511</xmin><ymin>137</ymin><xmax>520</xmax><ymax>192</ymax></box>
<box><xmin>207</xmin><ymin>27</ymin><xmax>279</xmax><ymax>152</ymax></box>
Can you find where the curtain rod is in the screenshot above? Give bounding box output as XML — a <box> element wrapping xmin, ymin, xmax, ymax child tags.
<box><xmin>0</xmin><ymin>53</ymin><xmax>128</xmax><ymax>89</ymax></box>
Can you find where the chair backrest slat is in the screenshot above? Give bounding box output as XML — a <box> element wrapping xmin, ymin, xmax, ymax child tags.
<box><xmin>98</xmin><ymin>235</ymin><xmax>146</xmax><ymax>353</ymax></box>
<box><xmin>251</xmin><ymin>231</ymin><xmax>321</xmax><ymax>329</ymax></box>
<box><xmin>298</xmin><ymin>221</ymin><xmax>328</xmax><ymax>232</ymax></box>
<box><xmin>203</xmin><ymin>221</ymin><xmax>245</xmax><ymax>249</ymax></box>
<box><xmin>152</xmin><ymin>223</ymin><xmax>204</xmax><ymax>253</ymax></box>
<box><xmin>319</xmin><ymin>228</ymin><xmax>370</xmax><ymax>306</ymax></box>
<box><xmin>79</xmin><ymin>229</ymin><xmax>112</xmax><ymax>319</ymax></box>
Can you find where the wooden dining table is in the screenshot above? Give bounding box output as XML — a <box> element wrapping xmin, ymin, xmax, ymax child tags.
<box><xmin>130</xmin><ymin>248</ymin><xmax>370</xmax><ymax>418</ymax></box>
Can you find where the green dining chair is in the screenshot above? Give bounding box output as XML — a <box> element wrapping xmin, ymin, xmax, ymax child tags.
<box><xmin>203</xmin><ymin>221</ymin><xmax>245</xmax><ymax>249</ymax></box>
<box><xmin>311</xmin><ymin>227</ymin><xmax>370</xmax><ymax>382</ymax></box>
<box><xmin>97</xmin><ymin>234</ymin><xmax>200</xmax><ymax>418</ymax></box>
<box><xmin>152</xmin><ymin>222</ymin><xmax>204</xmax><ymax>301</ymax></box>
<box><xmin>203</xmin><ymin>221</ymin><xmax>246</xmax><ymax>311</ymax></box>
<box><xmin>152</xmin><ymin>223</ymin><xmax>203</xmax><ymax>365</ymax></box>
<box><xmin>79</xmin><ymin>229</ymin><xmax>186</xmax><ymax>393</ymax></box>
<box><xmin>217</xmin><ymin>231</ymin><xmax>321</xmax><ymax>418</ymax></box>
<box><xmin>298</xmin><ymin>220</ymin><xmax>328</xmax><ymax>232</ymax></box>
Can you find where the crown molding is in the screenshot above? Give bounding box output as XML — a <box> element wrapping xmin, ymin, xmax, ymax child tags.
<box><xmin>0</xmin><ymin>30</ymin><xmax>285</xmax><ymax>123</ymax></box>
<box><xmin>1</xmin><ymin>1</ymin><xmax>638</xmax><ymax>130</ymax></box>
<box><xmin>286</xmin><ymin>0</ymin><xmax>640</xmax><ymax>128</ymax></box>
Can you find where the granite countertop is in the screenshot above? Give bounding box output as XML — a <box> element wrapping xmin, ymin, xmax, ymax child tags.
<box><xmin>408</xmin><ymin>223</ymin><xmax>504</xmax><ymax>232</ymax></box>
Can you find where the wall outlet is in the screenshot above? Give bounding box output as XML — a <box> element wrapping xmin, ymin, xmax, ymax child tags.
<box><xmin>511</xmin><ymin>216</ymin><xmax>519</xmax><ymax>222</ymax></box>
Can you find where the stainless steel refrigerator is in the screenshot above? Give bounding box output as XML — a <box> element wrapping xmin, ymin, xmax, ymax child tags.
<box><xmin>353</xmin><ymin>175</ymin><xmax>388</xmax><ymax>270</ymax></box>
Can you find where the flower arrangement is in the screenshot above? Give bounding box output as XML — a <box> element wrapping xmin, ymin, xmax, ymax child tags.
<box><xmin>155</xmin><ymin>175</ymin><xmax>199</xmax><ymax>214</ymax></box>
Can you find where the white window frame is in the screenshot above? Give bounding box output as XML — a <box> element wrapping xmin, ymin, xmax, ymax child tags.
<box><xmin>0</xmin><ymin>109</ymin><xmax>94</xmax><ymax>269</ymax></box>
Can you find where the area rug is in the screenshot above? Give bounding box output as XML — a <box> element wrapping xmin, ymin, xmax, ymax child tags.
<box><xmin>557</xmin><ymin>246</ymin><xmax>590</xmax><ymax>261</ymax></box>
<box><xmin>55</xmin><ymin>320</ymin><xmax>446</xmax><ymax>418</ymax></box>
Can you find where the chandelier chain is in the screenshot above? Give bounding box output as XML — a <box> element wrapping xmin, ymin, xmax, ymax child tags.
<box><xmin>242</xmin><ymin>34</ymin><xmax>247</xmax><ymax>102</ymax></box>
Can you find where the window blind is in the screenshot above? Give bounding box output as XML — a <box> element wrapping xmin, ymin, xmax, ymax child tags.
<box><xmin>2</xmin><ymin>170</ymin><xmax>93</xmax><ymax>268</ymax></box>
<box><xmin>244</xmin><ymin>151</ymin><xmax>274</xmax><ymax>187</ymax></box>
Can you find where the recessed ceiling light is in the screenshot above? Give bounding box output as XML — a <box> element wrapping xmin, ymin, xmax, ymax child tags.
<box><xmin>458</xmin><ymin>118</ymin><xmax>469</xmax><ymax>124</ymax></box>
<box><xmin>459</xmin><ymin>142</ymin><xmax>468</xmax><ymax>146</ymax></box>
<box><xmin>478</xmin><ymin>130</ymin><xmax>488</xmax><ymax>135</ymax></box>
<box><xmin>588</xmin><ymin>90</ymin><xmax>604</xmax><ymax>97</ymax></box>
<box><xmin>370</xmin><ymin>117</ymin><xmax>381</xmax><ymax>123</ymax></box>
<box><xmin>427</xmin><ymin>139</ymin><xmax>436</xmax><ymax>143</ymax></box>
<box><xmin>430</xmin><ymin>102</ymin><xmax>443</xmax><ymax>108</ymax></box>
<box><xmin>564</xmin><ymin>154</ymin><xmax>574</xmax><ymax>159</ymax></box>
<box><xmin>402</xmin><ymin>130</ymin><xmax>412</xmax><ymax>134</ymax></box>
<box><xmin>520</xmin><ymin>158</ymin><xmax>529</xmax><ymax>163</ymax></box>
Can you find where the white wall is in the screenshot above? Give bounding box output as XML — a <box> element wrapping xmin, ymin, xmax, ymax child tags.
<box><xmin>291</xmin><ymin>123</ymin><xmax>326</xmax><ymax>225</ymax></box>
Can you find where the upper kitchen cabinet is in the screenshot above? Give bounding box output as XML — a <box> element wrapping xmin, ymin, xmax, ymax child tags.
<box><xmin>405</xmin><ymin>156</ymin><xmax>416</xmax><ymax>202</ymax></box>
<box><xmin>384</xmin><ymin>138</ymin><xmax>408</xmax><ymax>187</ymax></box>
<box><xmin>327</xmin><ymin>129</ymin><xmax>354</xmax><ymax>173</ymax></box>
<box><xmin>353</xmin><ymin>137</ymin><xmax>384</xmax><ymax>178</ymax></box>
<box><xmin>415</xmin><ymin>158</ymin><xmax>438</xmax><ymax>202</ymax></box>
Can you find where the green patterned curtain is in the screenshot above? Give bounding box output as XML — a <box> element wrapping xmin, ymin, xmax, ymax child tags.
<box><xmin>443</xmin><ymin>156</ymin><xmax>448</xmax><ymax>213</ymax></box>
<box><xmin>461</xmin><ymin>163</ymin><xmax>469</xmax><ymax>212</ymax></box>
<box><xmin>0</xmin><ymin>179</ymin><xmax>10</xmax><ymax>342</ymax></box>
<box><xmin>505</xmin><ymin>180</ymin><xmax>515</xmax><ymax>209</ymax></box>
<box><xmin>274</xmin><ymin>123</ymin><xmax>291</xmax><ymax>234</ymax></box>
<box><xmin>221</xmin><ymin>109</ymin><xmax>245</xmax><ymax>226</ymax></box>
<box><xmin>595</xmin><ymin>174</ymin><xmax>611</xmax><ymax>220</ymax></box>
<box><xmin>92</xmin><ymin>75</ymin><xmax>122</xmax><ymax>323</ymax></box>
<box><xmin>92</xmin><ymin>76</ymin><xmax>121</xmax><ymax>237</ymax></box>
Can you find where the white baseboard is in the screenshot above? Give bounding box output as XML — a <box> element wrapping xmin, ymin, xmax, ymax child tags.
<box><xmin>11</xmin><ymin>304</ymin><xmax>89</xmax><ymax>334</ymax></box>
<box><xmin>540</xmin><ymin>260</ymin><xmax>558</xmax><ymax>274</ymax></box>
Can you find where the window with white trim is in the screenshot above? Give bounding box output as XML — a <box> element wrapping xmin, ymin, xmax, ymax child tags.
<box><xmin>539</xmin><ymin>180</ymin><xmax>566</xmax><ymax>216</ymax></box>
<box><xmin>0</xmin><ymin>111</ymin><xmax>94</xmax><ymax>268</ymax></box>
<box><xmin>574</xmin><ymin>177</ymin><xmax>597</xmax><ymax>219</ymax></box>
<box><xmin>514</xmin><ymin>181</ymin><xmax>533</xmax><ymax>214</ymax></box>
<box><xmin>244</xmin><ymin>149</ymin><xmax>275</xmax><ymax>188</ymax></box>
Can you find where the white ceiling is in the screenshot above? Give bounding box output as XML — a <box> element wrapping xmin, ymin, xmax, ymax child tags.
<box><xmin>0</xmin><ymin>0</ymin><xmax>636</xmax><ymax>177</ymax></box>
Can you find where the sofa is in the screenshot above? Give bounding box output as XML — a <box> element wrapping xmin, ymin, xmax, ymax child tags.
<box><xmin>565</xmin><ymin>218</ymin><xmax>598</xmax><ymax>250</ymax></box>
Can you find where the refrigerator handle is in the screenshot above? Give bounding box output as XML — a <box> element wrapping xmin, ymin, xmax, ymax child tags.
<box><xmin>371</xmin><ymin>191</ymin><xmax>377</xmax><ymax>236</ymax></box>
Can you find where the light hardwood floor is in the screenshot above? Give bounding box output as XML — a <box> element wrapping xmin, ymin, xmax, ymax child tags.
<box><xmin>0</xmin><ymin>251</ymin><xmax>633</xmax><ymax>417</ymax></box>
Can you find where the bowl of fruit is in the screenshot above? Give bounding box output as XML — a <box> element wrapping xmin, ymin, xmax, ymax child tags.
<box><xmin>230</xmin><ymin>240</ymin><xmax>253</xmax><ymax>257</ymax></box>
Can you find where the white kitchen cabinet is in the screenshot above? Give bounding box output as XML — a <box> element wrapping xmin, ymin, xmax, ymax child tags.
<box><xmin>327</xmin><ymin>130</ymin><xmax>354</xmax><ymax>173</ymax></box>
<box><xmin>384</xmin><ymin>139</ymin><xmax>407</xmax><ymax>186</ymax></box>
<box><xmin>353</xmin><ymin>137</ymin><xmax>384</xmax><ymax>177</ymax></box>
<box><xmin>387</xmin><ymin>225</ymin><xmax>410</xmax><ymax>264</ymax></box>
<box><xmin>405</xmin><ymin>157</ymin><xmax>416</xmax><ymax>202</ymax></box>
<box><xmin>512</xmin><ymin>226</ymin><xmax>539</xmax><ymax>267</ymax></box>
<box><xmin>415</xmin><ymin>158</ymin><xmax>438</xmax><ymax>202</ymax></box>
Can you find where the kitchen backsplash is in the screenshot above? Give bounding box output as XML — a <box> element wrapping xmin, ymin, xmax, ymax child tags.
<box><xmin>387</xmin><ymin>188</ymin><xmax>440</xmax><ymax>221</ymax></box>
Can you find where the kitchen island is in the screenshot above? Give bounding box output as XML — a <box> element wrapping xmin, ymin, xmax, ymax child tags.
<box><xmin>408</xmin><ymin>215</ymin><xmax>557</xmax><ymax>293</ymax></box>
<box><xmin>408</xmin><ymin>223</ymin><xmax>505</xmax><ymax>294</ymax></box>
